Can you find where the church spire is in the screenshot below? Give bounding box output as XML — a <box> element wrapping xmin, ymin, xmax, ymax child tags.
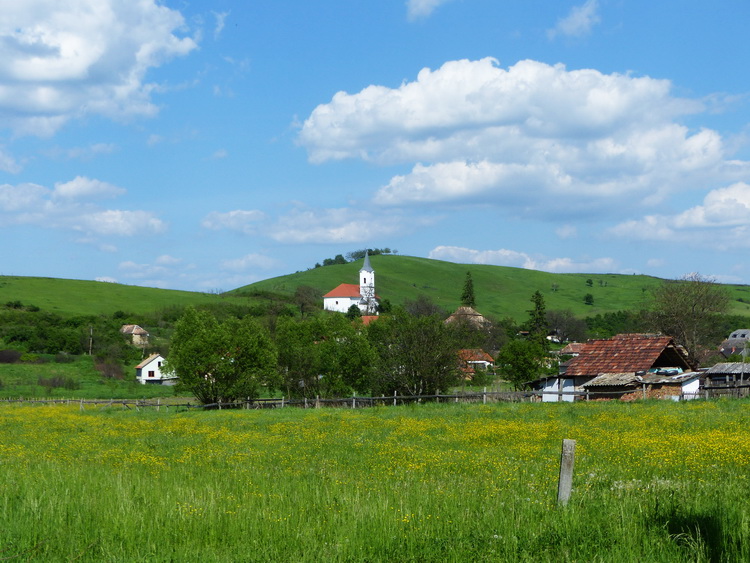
<box><xmin>361</xmin><ymin>250</ymin><xmax>374</xmax><ymax>273</ymax></box>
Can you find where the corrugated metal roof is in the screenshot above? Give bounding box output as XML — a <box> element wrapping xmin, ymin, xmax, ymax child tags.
<box><xmin>565</xmin><ymin>333</ymin><xmax>691</xmax><ymax>377</ymax></box>
<box><xmin>639</xmin><ymin>371</ymin><xmax>701</xmax><ymax>385</ymax></box>
<box><xmin>704</xmin><ymin>362</ymin><xmax>750</xmax><ymax>375</ymax></box>
<box><xmin>583</xmin><ymin>372</ymin><xmax>639</xmax><ymax>387</ymax></box>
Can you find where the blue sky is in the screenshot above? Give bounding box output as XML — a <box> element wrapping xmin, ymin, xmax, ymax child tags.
<box><xmin>2</xmin><ymin>0</ymin><xmax>750</xmax><ymax>291</ymax></box>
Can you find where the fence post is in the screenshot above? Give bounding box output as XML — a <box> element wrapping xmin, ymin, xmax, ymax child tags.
<box><xmin>281</xmin><ymin>396</ymin><xmax>285</xmax><ymax>408</ymax></box>
<box><xmin>393</xmin><ymin>390</ymin><xmax>397</xmax><ymax>407</ymax></box>
<box><xmin>79</xmin><ymin>398</ymin><xmax>84</xmax><ymax>411</ymax></box>
<box><xmin>157</xmin><ymin>399</ymin><xmax>161</xmax><ymax>412</ymax></box>
<box><xmin>557</xmin><ymin>439</ymin><xmax>576</xmax><ymax>506</ymax></box>
<box><xmin>304</xmin><ymin>397</ymin><xmax>308</xmax><ymax>409</ymax></box>
<box><xmin>483</xmin><ymin>387</ymin><xmax>487</xmax><ymax>404</ymax></box>
<box><xmin>352</xmin><ymin>394</ymin><xmax>356</xmax><ymax>409</ymax></box>
<box><xmin>316</xmin><ymin>395</ymin><xmax>320</xmax><ymax>409</ymax></box>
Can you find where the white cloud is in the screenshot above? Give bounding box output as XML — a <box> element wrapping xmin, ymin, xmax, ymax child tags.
<box><xmin>95</xmin><ymin>276</ymin><xmax>118</xmax><ymax>283</ymax></box>
<box><xmin>45</xmin><ymin>143</ymin><xmax>116</xmax><ymax>161</ymax></box>
<box><xmin>0</xmin><ymin>0</ymin><xmax>197</xmax><ymax>136</ymax></box>
<box><xmin>0</xmin><ymin>178</ymin><xmax>164</xmax><ymax>237</ymax></box>
<box><xmin>299</xmin><ymin>58</ymin><xmax>745</xmax><ymax>220</ymax></box>
<box><xmin>0</xmin><ymin>147</ymin><xmax>21</xmax><ymax>173</ymax></box>
<box><xmin>221</xmin><ymin>253</ymin><xmax>281</xmax><ymax>272</ymax></box>
<box><xmin>429</xmin><ymin>245</ymin><xmax>617</xmax><ymax>273</ymax></box>
<box><xmin>267</xmin><ymin>205</ymin><xmax>419</xmax><ymax>244</ymax></box>
<box><xmin>556</xmin><ymin>224</ymin><xmax>578</xmax><ymax>239</ymax></box>
<box><xmin>53</xmin><ymin>176</ymin><xmax>125</xmax><ymax>200</ymax></box>
<box><xmin>610</xmin><ymin>182</ymin><xmax>750</xmax><ymax>246</ymax></box>
<box><xmin>213</xmin><ymin>11</ymin><xmax>229</xmax><ymax>40</ymax></box>
<box><xmin>75</xmin><ymin>210</ymin><xmax>166</xmax><ymax>236</ymax></box>
<box><xmin>548</xmin><ymin>0</ymin><xmax>601</xmax><ymax>39</ymax></box>
<box><xmin>201</xmin><ymin>209</ymin><xmax>267</xmax><ymax>234</ymax></box>
<box><xmin>406</xmin><ymin>0</ymin><xmax>454</xmax><ymax>20</ymax></box>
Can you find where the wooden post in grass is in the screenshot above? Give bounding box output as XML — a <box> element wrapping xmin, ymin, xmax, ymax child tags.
<box><xmin>557</xmin><ymin>439</ymin><xmax>576</xmax><ymax>506</ymax></box>
<box><xmin>393</xmin><ymin>390</ymin><xmax>397</xmax><ymax>407</ymax></box>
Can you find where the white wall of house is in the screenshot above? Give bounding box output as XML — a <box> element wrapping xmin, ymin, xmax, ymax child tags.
<box><xmin>541</xmin><ymin>378</ymin><xmax>575</xmax><ymax>402</ymax></box>
<box><xmin>680</xmin><ymin>377</ymin><xmax>701</xmax><ymax>400</ymax></box>
<box><xmin>136</xmin><ymin>354</ymin><xmax>175</xmax><ymax>385</ymax></box>
<box><xmin>323</xmin><ymin>296</ymin><xmax>362</xmax><ymax>314</ymax></box>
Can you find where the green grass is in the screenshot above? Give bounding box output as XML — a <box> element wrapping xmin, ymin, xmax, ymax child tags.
<box><xmin>237</xmin><ymin>255</ymin><xmax>750</xmax><ymax>321</ymax></box>
<box><xmin>0</xmin><ymin>276</ymin><xmax>235</xmax><ymax>317</ymax></box>
<box><xmin>0</xmin><ymin>356</ymin><xmax>177</xmax><ymax>400</ymax></box>
<box><xmin>0</xmin><ymin>400</ymin><xmax>748</xmax><ymax>561</ymax></box>
<box><xmin>5</xmin><ymin>257</ymin><xmax>750</xmax><ymax>323</ymax></box>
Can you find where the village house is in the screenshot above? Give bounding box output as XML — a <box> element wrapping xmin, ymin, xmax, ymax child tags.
<box><xmin>718</xmin><ymin>329</ymin><xmax>750</xmax><ymax>358</ymax></box>
<box><xmin>120</xmin><ymin>324</ymin><xmax>149</xmax><ymax>347</ymax></box>
<box><xmin>527</xmin><ymin>333</ymin><xmax>693</xmax><ymax>402</ymax></box>
<box><xmin>135</xmin><ymin>354</ymin><xmax>177</xmax><ymax>385</ymax></box>
<box><xmin>323</xmin><ymin>252</ymin><xmax>379</xmax><ymax>315</ymax></box>
<box><xmin>444</xmin><ymin>306</ymin><xmax>491</xmax><ymax>329</ymax></box>
<box><xmin>458</xmin><ymin>349</ymin><xmax>495</xmax><ymax>378</ymax></box>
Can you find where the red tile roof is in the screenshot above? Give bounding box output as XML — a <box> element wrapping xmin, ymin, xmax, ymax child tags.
<box><xmin>360</xmin><ymin>315</ymin><xmax>379</xmax><ymax>326</ymax></box>
<box><xmin>565</xmin><ymin>334</ymin><xmax>691</xmax><ymax>377</ymax></box>
<box><xmin>323</xmin><ymin>283</ymin><xmax>362</xmax><ymax>298</ymax></box>
<box><xmin>458</xmin><ymin>349</ymin><xmax>494</xmax><ymax>363</ymax></box>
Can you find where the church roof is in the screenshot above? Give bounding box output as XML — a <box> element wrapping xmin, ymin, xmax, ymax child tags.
<box><xmin>360</xmin><ymin>251</ymin><xmax>374</xmax><ymax>273</ymax></box>
<box><xmin>323</xmin><ymin>283</ymin><xmax>362</xmax><ymax>298</ymax></box>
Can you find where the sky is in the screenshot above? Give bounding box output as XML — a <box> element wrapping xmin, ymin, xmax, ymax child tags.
<box><xmin>2</xmin><ymin>0</ymin><xmax>750</xmax><ymax>292</ymax></box>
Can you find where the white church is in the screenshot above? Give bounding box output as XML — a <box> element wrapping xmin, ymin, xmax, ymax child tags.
<box><xmin>323</xmin><ymin>252</ymin><xmax>379</xmax><ymax>315</ymax></box>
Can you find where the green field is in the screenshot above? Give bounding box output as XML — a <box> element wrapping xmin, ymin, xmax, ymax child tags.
<box><xmin>0</xmin><ymin>276</ymin><xmax>236</xmax><ymax>317</ymax></box>
<box><xmin>0</xmin><ymin>356</ymin><xmax>177</xmax><ymax>400</ymax></box>
<box><xmin>1</xmin><ymin>400</ymin><xmax>748</xmax><ymax>561</ymax></box>
<box><xmin>236</xmin><ymin>255</ymin><xmax>750</xmax><ymax>321</ymax></box>
<box><xmin>4</xmin><ymin>256</ymin><xmax>750</xmax><ymax>322</ymax></box>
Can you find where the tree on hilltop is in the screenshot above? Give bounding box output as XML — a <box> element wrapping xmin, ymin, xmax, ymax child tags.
<box><xmin>461</xmin><ymin>271</ymin><xmax>476</xmax><ymax>308</ymax></box>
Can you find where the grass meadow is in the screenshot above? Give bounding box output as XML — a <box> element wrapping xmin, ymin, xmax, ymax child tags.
<box><xmin>0</xmin><ymin>400</ymin><xmax>749</xmax><ymax>561</ymax></box>
<box><xmin>0</xmin><ymin>356</ymin><xmax>177</xmax><ymax>400</ymax></box>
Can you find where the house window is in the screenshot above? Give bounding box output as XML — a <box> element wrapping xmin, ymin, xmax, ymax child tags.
<box><xmin>148</xmin><ymin>371</ymin><xmax>155</xmax><ymax>378</ymax></box>
<box><xmin>158</xmin><ymin>362</ymin><xmax>162</xmax><ymax>367</ymax></box>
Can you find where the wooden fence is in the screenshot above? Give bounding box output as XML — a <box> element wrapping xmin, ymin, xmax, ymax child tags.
<box><xmin>0</xmin><ymin>389</ymin><xmax>532</xmax><ymax>411</ymax></box>
<box><xmin>0</xmin><ymin>384</ymin><xmax>744</xmax><ymax>411</ymax></box>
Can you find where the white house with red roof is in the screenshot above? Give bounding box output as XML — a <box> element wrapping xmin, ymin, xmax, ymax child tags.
<box><xmin>323</xmin><ymin>252</ymin><xmax>378</xmax><ymax>314</ymax></box>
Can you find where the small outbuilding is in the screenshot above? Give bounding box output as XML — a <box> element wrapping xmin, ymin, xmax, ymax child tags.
<box><xmin>120</xmin><ymin>324</ymin><xmax>149</xmax><ymax>347</ymax></box>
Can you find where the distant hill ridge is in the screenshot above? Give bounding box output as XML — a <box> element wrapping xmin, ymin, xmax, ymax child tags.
<box><xmin>233</xmin><ymin>255</ymin><xmax>750</xmax><ymax>321</ymax></box>
<box><xmin>3</xmin><ymin>256</ymin><xmax>750</xmax><ymax>321</ymax></box>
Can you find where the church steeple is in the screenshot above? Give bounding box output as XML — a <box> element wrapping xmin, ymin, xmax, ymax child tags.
<box><xmin>359</xmin><ymin>251</ymin><xmax>377</xmax><ymax>314</ymax></box>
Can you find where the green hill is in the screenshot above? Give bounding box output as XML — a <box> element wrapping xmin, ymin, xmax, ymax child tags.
<box><xmin>235</xmin><ymin>255</ymin><xmax>750</xmax><ymax>321</ymax></box>
<box><xmin>0</xmin><ymin>276</ymin><xmax>231</xmax><ymax>317</ymax></box>
<box><xmin>4</xmin><ymin>256</ymin><xmax>750</xmax><ymax>322</ymax></box>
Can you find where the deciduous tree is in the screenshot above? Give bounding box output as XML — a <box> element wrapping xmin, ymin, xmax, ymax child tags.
<box><xmin>649</xmin><ymin>273</ymin><xmax>730</xmax><ymax>365</ymax></box>
<box><xmin>166</xmin><ymin>307</ymin><xmax>277</xmax><ymax>404</ymax></box>
<box><xmin>368</xmin><ymin>310</ymin><xmax>460</xmax><ymax>396</ymax></box>
<box><xmin>495</xmin><ymin>339</ymin><xmax>546</xmax><ymax>390</ymax></box>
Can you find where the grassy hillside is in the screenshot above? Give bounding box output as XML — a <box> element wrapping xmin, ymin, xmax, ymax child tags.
<box><xmin>236</xmin><ymin>255</ymin><xmax>750</xmax><ymax>321</ymax></box>
<box><xmin>0</xmin><ymin>276</ymin><xmax>234</xmax><ymax>317</ymax></box>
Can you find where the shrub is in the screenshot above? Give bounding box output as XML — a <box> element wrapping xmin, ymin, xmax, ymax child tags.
<box><xmin>54</xmin><ymin>352</ymin><xmax>75</xmax><ymax>363</ymax></box>
<box><xmin>37</xmin><ymin>376</ymin><xmax>80</xmax><ymax>391</ymax></box>
<box><xmin>95</xmin><ymin>361</ymin><xmax>124</xmax><ymax>379</ymax></box>
<box><xmin>0</xmin><ymin>349</ymin><xmax>21</xmax><ymax>363</ymax></box>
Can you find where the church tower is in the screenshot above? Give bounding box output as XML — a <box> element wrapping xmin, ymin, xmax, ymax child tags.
<box><xmin>359</xmin><ymin>251</ymin><xmax>377</xmax><ymax>314</ymax></box>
